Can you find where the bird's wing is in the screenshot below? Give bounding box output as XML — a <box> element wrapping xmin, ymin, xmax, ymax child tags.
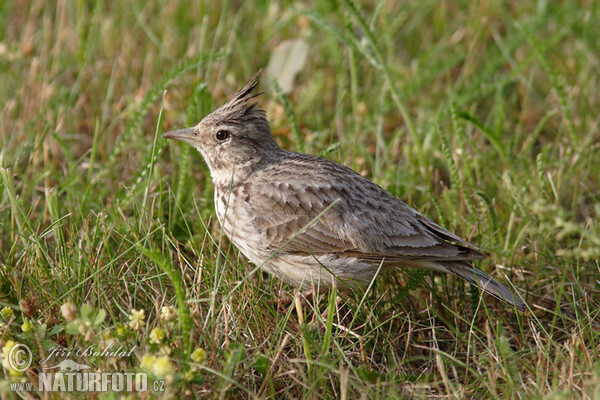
<box><xmin>243</xmin><ymin>155</ymin><xmax>483</xmax><ymax>262</ymax></box>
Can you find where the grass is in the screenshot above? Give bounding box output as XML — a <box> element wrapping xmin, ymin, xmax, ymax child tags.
<box><xmin>0</xmin><ymin>0</ymin><xmax>599</xmax><ymax>398</ymax></box>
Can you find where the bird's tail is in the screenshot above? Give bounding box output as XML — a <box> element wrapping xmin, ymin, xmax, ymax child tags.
<box><xmin>439</xmin><ymin>261</ymin><xmax>526</xmax><ymax>311</ymax></box>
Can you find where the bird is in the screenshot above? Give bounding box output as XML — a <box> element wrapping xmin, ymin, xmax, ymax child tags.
<box><xmin>163</xmin><ymin>71</ymin><xmax>526</xmax><ymax>311</ymax></box>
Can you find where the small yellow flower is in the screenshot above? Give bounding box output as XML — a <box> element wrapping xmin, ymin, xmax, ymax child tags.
<box><xmin>128</xmin><ymin>309</ymin><xmax>145</xmax><ymax>331</ymax></box>
<box><xmin>183</xmin><ymin>370</ymin><xmax>194</xmax><ymax>382</ymax></box>
<box><xmin>160</xmin><ymin>306</ymin><xmax>177</xmax><ymax>322</ymax></box>
<box><xmin>140</xmin><ymin>354</ymin><xmax>156</xmax><ymax>370</ymax></box>
<box><xmin>21</xmin><ymin>319</ymin><xmax>33</xmax><ymax>333</ymax></box>
<box><xmin>152</xmin><ymin>356</ymin><xmax>174</xmax><ymax>383</ymax></box>
<box><xmin>4</xmin><ymin>340</ymin><xmax>16</xmax><ymax>350</ymax></box>
<box><xmin>191</xmin><ymin>348</ymin><xmax>206</xmax><ymax>364</ymax></box>
<box><xmin>116</xmin><ymin>325</ymin><xmax>129</xmax><ymax>337</ymax></box>
<box><xmin>60</xmin><ymin>302</ymin><xmax>77</xmax><ymax>322</ymax></box>
<box><xmin>2</xmin><ymin>340</ymin><xmax>26</xmax><ymax>376</ymax></box>
<box><xmin>149</xmin><ymin>328</ymin><xmax>165</xmax><ymax>345</ymax></box>
<box><xmin>2</xmin><ymin>340</ymin><xmax>16</xmax><ymax>359</ymax></box>
<box><xmin>1</xmin><ymin>307</ymin><xmax>15</xmax><ymax>320</ymax></box>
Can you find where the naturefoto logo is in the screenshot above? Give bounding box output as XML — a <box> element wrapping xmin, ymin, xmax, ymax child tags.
<box><xmin>37</xmin><ymin>369</ymin><xmax>151</xmax><ymax>393</ymax></box>
<box><xmin>41</xmin><ymin>359</ymin><xmax>92</xmax><ymax>373</ymax></box>
<box><xmin>7</xmin><ymin>344</ymin><xmax>164</xmax><ymax>393</ymax></box>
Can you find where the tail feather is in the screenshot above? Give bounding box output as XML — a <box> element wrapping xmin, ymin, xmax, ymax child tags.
<box><xmin>441</xmin><ymin>262</ymin><xmax>526</xmax><ymax>311</ymax></box>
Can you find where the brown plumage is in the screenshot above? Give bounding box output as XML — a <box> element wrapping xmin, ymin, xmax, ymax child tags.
<box><xmin>163</xmin><ymin>71</ymin><xmax>526</xmax><ymax>311</ymax></box>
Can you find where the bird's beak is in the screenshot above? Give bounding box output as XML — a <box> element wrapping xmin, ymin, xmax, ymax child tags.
<box><xmin>162</xmin><ymin>128</ymin><xmax>196</xmax><ymax>144</ymax></box>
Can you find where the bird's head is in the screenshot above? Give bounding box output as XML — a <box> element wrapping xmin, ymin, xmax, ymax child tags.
<box><xmin>163</xmin><ymin>71</ymin><xmax>280</xmax><ymax>183</ymax></box>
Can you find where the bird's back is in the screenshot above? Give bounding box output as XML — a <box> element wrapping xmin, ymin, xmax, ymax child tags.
<box><xmin>234</xmin><ymin>151</ymin><xmax>482</xmax><ymax>261</ymax></box>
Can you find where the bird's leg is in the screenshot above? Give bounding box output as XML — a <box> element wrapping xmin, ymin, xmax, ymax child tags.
<box><xmin>314</xmin><ymin>281</ymin><xmax>354</xmax><ymax>320</ymax></box>
<box><xmin>271</xmin><ymin>290</ymin><xmax>314</xmax><ymax>310</ymax></box>
<box><xmin>311</xmin><ymin>283</ymin><xmax>351</xmax><ymax>326</ymax></box>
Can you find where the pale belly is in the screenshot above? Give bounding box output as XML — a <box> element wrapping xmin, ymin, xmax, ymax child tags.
<box><xmin>214</xmin><ymin>192</ymin><xmax>378</xmax><ymax>291</ymax></box>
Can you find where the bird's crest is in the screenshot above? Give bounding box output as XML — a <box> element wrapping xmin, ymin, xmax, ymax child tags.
<box><xmin>216</xmin><ymin>70</ymin><xmax>265</xmax><ymax>123</ymax></box>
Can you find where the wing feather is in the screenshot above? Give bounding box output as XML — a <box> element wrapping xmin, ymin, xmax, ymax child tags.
<box><xmin>244</xmin><ymin>154</ymin><xmax>483</xmax><ymax>262</ymax></box>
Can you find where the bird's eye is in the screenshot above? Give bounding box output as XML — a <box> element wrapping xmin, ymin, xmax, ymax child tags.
<box><xmin>216</xmin><ymin>130</ymin><xmax>230</xmax><ymax>141</ymax></box>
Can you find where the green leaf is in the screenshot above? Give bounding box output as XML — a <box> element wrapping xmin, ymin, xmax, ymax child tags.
<box><xmin>455</xmin><ymin>109</ymin><xmax>507</xmax><ymax>159</ymax></box>
<box><xmin>225</xmin><ymin>343</ymin><xmax>245</xmax><ymax>368</ymax></box>
<box><xmin>253</xmin><ymin>354</ymin><xmax>269</xmax><ymax>376</ymax></box>
<box><xmin>80</xmin><ymin>303</ymin><xmax>93</xmax><ymax>319</ymax></box>
<box><xmin>36</xmin><ymin>323</ymin><xmax>48</xmax><ymax>337</ymax></box>
<box><xmin>65</xmin><ymin>322</ymin><xmax>80</xmax><ymax>335</ymax></box>
<box><xmin>47</xmin><ymin>324</ymin><xmax>64</xmax><ymax>337</ymax></box>
<box><xmin>93</xmin><ymin>309</ymin><xmax>106</xmax><ymax>326</ymax></box>
<box><xmin>42</xmin><ymin>338</ymin><xmax>61</xmax><ymax>350</ymax></box>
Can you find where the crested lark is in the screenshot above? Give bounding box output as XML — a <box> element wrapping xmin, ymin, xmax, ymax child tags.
<box><xmin>163</xmin><ymin>72</ymin><xmax>526</xmax><ymax>311</ymax></box>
